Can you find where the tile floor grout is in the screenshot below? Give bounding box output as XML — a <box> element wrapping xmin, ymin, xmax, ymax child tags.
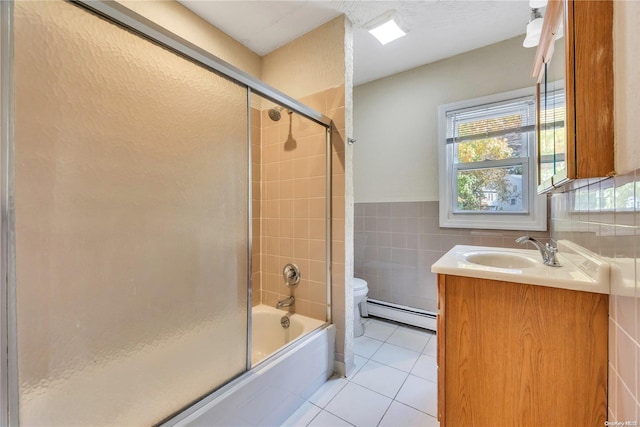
<box><xmin>281</xmin><ymin>317</ymin><xmax>440</xmax><ymax>427</ymax></box>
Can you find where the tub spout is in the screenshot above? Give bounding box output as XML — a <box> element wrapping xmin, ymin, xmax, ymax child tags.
<box><xmin>276</xmin><ymin>296</ymin><xmax>295</xmax><ymax>309</ymax></box>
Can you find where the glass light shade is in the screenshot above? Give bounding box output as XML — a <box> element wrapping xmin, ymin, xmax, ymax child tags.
<box><xmin>368</xmin><ymin>18</ymin><xmax>407</xmax><ymax>45</ymax></box>
<box><xmin>523</xmin><ymin>17</ymin><xmax>543</xmax><ymax>48</ymax></box>
<box><xmin>529</xmin><ymin>0</ymin><xmax>548</xmax><ymax>8</ymax></box>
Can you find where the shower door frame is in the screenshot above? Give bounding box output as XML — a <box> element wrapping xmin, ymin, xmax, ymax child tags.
<box><xmin>0</xmin><ymin>1</ymin><xmax>334</xmax><ymax>425</ymax></box>
<box><xmin>0</xmin><ymin>2</ymin><xmax>15</xmax><ymax>426</ymax></box>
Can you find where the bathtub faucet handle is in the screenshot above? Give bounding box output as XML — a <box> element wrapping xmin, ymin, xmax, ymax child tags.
<box><xmin>283</xmin><ymin>263</ymin><xmax>301</xmax><ymax>287</ymax></box>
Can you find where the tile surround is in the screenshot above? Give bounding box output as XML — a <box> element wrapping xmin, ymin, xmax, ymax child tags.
<box><xmin>550</xmin><ymin>170</ymin><xmax>640</xmax><ymax>421</ymax></box>
<box><xmin>259</xmin><ymin>105</ymin><xmax>328</xmax><ymax>318</ymax></box>
<box><xmin>253</xmin><ymin>86</ymin><xmax>346</xmax><ymax>330</ymax></box>
<box><xmin>354</xmin><ymin>201</ymin><xmax>550</xmax><ymax>312</ymax></box>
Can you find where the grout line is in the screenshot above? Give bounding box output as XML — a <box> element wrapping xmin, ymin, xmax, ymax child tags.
<box><xmin>613</xmin><ymin>317</ymin><xmax>640</xmax><ymax>349</ymax></box>
<box><xmin>313</xmin><ymin>317</ymin><xmax>440</xmax><ymax>426</ymax></box>
<box><xmin>302</xmin><ymin>403</ymin><xmax>323</xmax><ymax>427</ymax></box>
<box><xmin>358</xmin><ymin>318</ymin><xmax>438</xmax><ymax>414</ymax></box>
<box><xmin>615</xmin><ymin>369</ymin><xmax>640</xmax><ymax>409</ymax></box>
<box><xmin>375</xmin><ymin>400</ymin><xmax>393</xmax><ymax>427</ymax></box>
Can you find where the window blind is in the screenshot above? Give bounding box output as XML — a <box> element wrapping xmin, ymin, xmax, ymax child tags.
<box><xmin>445</xmin><ymin>96</ymin><xmax>537</xmax><ymax>144</ymax></box>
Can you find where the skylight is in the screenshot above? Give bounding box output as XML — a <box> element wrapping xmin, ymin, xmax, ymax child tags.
<box><xmin>367</xmin><ymin>12</ymin><xmax>407</xmax><ymax>45</ymax></box>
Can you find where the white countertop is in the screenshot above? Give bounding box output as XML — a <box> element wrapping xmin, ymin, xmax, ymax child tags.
<box><xmin>431</xmin><ymin>244</ymin><xmax>610</xmax><ymax>294</ymax></box>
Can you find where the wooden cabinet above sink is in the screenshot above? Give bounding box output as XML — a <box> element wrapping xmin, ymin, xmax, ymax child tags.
<box><xmin>534</xmin><ymin>0</ymin><xmax>614</xmax><ymax>192</ymax></box>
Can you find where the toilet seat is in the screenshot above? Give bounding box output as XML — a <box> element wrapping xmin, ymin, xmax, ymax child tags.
<box><xmin>353</xmin><ymin>278</ymin><xmax>369</xmax><ymax>337</ymax></box>
<box><xmin>353</xmin><ymin>278</ymin><xmax>368</xmax><ymax>292</ymax></box>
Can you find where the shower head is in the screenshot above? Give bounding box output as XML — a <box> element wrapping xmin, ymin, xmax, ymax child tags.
<box><xmin>268</xmin><ymin>107</ymin><xmax>282</xmax><ymax>121</ymax></box>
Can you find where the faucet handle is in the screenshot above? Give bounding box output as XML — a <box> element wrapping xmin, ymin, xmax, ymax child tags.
<box><xmin>544</xmin><ymin>242</ymin><xmax>561</xmax><ymax>267</ymax></box>
<box><xmin>283</xmin><ymin>263</ymin><xmax>301</xmax><ymax>287</ymax></box>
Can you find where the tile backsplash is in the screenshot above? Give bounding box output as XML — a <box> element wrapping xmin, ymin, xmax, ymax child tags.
<box><xmin>354</xmin><ymin>201</ymin><xmax>549</xmax><ymax>312</ymax></box>
<box><xmin>550</xmin><ymin>171</ymin><xmax>640</xmax><ymax>422</ymax></box>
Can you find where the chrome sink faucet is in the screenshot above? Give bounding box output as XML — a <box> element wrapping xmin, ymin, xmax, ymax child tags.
<box><xmin>276</xmin><ymin>296</ymin><xmax>295</xmax><ymax>309</ymax></box>
<box><xmin>516</xmin><ymin>236</ymin><xmax>561</xmax><ymax>267</ymax></box>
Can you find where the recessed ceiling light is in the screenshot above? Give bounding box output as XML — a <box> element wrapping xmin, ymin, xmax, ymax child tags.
<box><xmin>367</xmin><ymin>11</ymin><xmax>407</xmax><ymax>45</ymax></box>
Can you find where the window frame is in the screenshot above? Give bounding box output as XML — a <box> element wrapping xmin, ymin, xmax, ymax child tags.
<box><xmin>437</xmin><ymin>86</ymin><xmax>547</xmax><ymax>231</ymax></box>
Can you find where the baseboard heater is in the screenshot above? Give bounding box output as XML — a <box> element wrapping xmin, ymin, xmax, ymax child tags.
<box><xmin>363</xmin><ymin>298</ymin><xmax>437</xmax><ymax>332</ymax></box>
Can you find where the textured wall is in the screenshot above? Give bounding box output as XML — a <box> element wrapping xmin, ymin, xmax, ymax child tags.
<box><xmin>262</xmin><ymin>17</ymin><xmax>346</xmax><ymax>100</ymax></box>
<box><xmin>117</xmin><ymin>0</ymin><xmax>262</xmax><ymax>79</ymax></box>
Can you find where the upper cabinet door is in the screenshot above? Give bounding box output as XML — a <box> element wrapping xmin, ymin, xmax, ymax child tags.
<box><xmin>534</xmin><ymin>0</ymin><xmax>614</xmax><ymax>194</ymax></box>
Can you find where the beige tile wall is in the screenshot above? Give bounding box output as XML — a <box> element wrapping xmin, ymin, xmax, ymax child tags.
<box><xmin>354</xmin><ymin>201</ymin><xmax>551</xmax><ymax>312</ymax></box>
<box><xmin>550</xmin><ymin>172</ymin><xmax>640</xmax><ymax>422</ymax></box>
<box><xmin>254</xmin><ymin>86</ymin><xmax>345</xmax><ymax>323</ymax></box>
<box><xmin>259</xmin><ymin>106</ymin><xmax>328</xmax><ymax>320</ymax></box>
<box><xmin>251</xmin><ymin>107</ymin><xmax>262</xmax><ymax>307</ymax></box>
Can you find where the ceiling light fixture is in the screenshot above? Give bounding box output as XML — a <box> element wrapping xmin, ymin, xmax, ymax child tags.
<box><xmin>366</xmin><ymin>11</ymin><xmax>407</xmax><ymax>45</ymax></box>
<box><xmin>523</xmin><ymin>8</ymin><xmax>544</xmax><ymax>48</ymax></box>
<box><xmin>529</xmin><ymin>0</ymin><xmax>548</xmax><ymax>8</ymax></box>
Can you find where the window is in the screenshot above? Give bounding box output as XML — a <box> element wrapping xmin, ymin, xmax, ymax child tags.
<box><xmin>438</xmin><ymin>87</ymin><xmax>547</xmax><ymax>231</ymax></box>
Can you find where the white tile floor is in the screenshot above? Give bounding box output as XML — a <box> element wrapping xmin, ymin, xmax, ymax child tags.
<box><xmin>281</xmin><ymin>318</ymin><xmax>439</xmax><ymax>427</ymax></box>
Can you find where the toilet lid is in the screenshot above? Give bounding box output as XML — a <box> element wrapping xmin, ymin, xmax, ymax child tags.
<box><xmin>353</xmin><ymin>278</ymin><xmax>368</xmax><ymax>292</ymax></box>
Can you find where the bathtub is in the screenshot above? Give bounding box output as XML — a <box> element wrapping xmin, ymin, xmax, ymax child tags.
<box><xmin>252</xmin><ymin>304</ymin><xmax>325</xmax><ymax>365</ymax></box>
<box><xmin>20</xmin><ymin>304</ymin><xmax>333</xmax><ymax>426</ymax></box>
<box><xmin>167</xmin><ymin>304</ymin><xmax>335</xmax><ymax>427</ymax></box>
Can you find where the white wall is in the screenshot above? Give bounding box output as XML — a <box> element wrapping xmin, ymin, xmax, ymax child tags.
<box><xmin>353</xmin><ymin>36</ymin><xmax>536</xmax><ymax>203</ymax></box>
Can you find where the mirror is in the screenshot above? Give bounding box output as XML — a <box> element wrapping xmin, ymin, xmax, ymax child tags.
<box><xmin>537</xmin><ymin>5</ymin><xmax>567</xmax><ymax>191</ymax></box>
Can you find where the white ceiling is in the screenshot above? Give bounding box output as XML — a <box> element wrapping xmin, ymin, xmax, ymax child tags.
<box><xmin>178</xmin><ymin>0</ymin><xmax>532</xmax><ymax>86</ymax></box>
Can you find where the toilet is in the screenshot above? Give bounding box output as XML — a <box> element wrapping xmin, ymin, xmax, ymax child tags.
<box><xmin>353</xmin><ymin>278</ymin><xmax>369</xmax><ymax>337</ymax></box>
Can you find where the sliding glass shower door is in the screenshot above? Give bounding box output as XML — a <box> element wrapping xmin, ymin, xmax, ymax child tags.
<box><xmin>14</xmin><ymin>1</ymin><xmax>248</xmax><ymax>424</ymax></box>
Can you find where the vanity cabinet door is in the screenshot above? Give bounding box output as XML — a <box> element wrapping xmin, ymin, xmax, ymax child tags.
<box><xmin>437</xmin><ymin>274</ymin><xmax>608</xmax><ymax>426</ymax></box>
<box><xmin>534</xmin><ymin>0</ymin><xmax>613</xmax><ymax>193</ymax></box>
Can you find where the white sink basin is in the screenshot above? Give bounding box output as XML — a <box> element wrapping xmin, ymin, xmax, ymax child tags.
<box><xmin>464</xmin><ymin>252</ymin><xmax>538</xmax><ymax>269</ymax></box>
<box><xmin>431</xmin><ymin>244</ymin><xmax>610</xmax><ymax>294</ymax></box>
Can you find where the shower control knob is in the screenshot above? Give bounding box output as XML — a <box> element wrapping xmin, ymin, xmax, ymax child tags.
<box><xmin>283</xmin><ymin>263</ymin><xmax>301</xmax><ymax>287</ymax></box>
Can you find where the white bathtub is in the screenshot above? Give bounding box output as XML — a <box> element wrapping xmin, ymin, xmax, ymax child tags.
<box><xmin>252</xmin><ymin>304</ymin><xmax>325</xmax><ymax>365</ymax></box>
<box><xmin>168</xmin><ymin>305</ymin><xmax>335</xmax><ymax>427</ymax></box>
<box><xmin>20</xmin><ymin>304</ymin><xmax>333</xmax><ymax>426</ymax></box>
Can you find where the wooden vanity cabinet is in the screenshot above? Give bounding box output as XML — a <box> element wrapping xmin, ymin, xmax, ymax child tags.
<box><xmin>437</xmin><ymin>274</ymin><xmax>608</xmax><ymax>426</ymax></box>
<box><xmin>534</xmin><ymin>0</ymin><xmax>614</xmax><ymax>192</ymax></box>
